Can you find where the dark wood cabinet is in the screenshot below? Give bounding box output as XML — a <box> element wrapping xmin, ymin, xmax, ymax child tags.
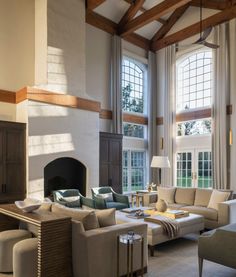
<box><xmin>99</xmin><ymin>132</ymin><xmax>123</xmax><ymax>193</ymax></box>
<box><xmin>0</xmin><ymin>121</ymin><xmax>26</xmax><ymax>203</ymax></box>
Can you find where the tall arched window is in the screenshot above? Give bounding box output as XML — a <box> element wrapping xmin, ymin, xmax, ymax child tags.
<box><xmin>122</xmin><ymin>59</ymin><xmax>144</xmax><ymax>114</ymax></box>
<box><xmin>176</xmin><ymin>51</ymin><xmax>212</xmax><ymax>112</ymax></box>
<box><xmin>175</xmin><ymin>50</ymin><xmax>213</xmax><ymax>189</ymax></box>
<box><xmin>122</xmin><ymin>57</ymin><xmax>147</xmax><ymax>193</ymax></box>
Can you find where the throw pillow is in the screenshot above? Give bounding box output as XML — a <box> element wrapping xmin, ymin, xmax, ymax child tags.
<box><xmin>95</xmin><ymin>208</ymin><xmax>116</xmax><ymax>227</ymax></box>
<box><xmin>207</xmin><ymin>190</ymin><xmax>231</xmax><ymax>210</ymax></box>
<box><xmin>60</xmin><ymin>196</ymin><xmax>81</xmax><ymax>208</ymax></box>
<box><xmin>194</xmin><ymin>188</ymin><xmax>212</xmax><ymax>207</ymax></box>
<box><xmin>51</xmin><ymin>203</ymin><xmax>99</xmax><ymax>230</ymax></box>
<box><xmin>97</xmin><ymin>192</ymin><xmax>113</xmax><ymax>202</ymax></box>
<box><xmin>157</xmin><ymin>187</ymin><xmax>176</xmax><ymax>204</ymax></box>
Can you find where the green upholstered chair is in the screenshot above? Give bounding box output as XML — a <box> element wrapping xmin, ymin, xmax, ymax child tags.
<box><xmin>53</xmin><ymin>189</ymin><xmax>95</xmax><ymax>209</ymax></box>
<box><xmin>198</xmin><ymin>223</ymin><xmax>236</xmax><ymax>277</ymax></box>
<box><xmin>91</xmin><ymin>187</ymin><xmax>129</xmax><ymax>210</ymax></box>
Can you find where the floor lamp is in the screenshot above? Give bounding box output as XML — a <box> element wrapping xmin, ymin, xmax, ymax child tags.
<box><xmin>151</xmin><ymin>156</ymin><xmax>170</xmax><ymax>186</ymax></box>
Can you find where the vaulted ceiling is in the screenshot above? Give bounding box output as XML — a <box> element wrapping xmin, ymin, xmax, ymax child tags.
<box><xmin>86</xmin><ymin>0</ymin><xmax>236</xmax><ymax>51</ymax></box>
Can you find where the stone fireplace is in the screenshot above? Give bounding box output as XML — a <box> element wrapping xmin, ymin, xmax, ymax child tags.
<box><xmin>44</xmin><ymin>157</ymin><xmax>86</xmax><ymax>198</ymax></box>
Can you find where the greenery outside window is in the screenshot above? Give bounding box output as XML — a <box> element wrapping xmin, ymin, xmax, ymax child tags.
<box><xmin>177</xmin><ymin>119</ymin><xmax>211</xmax><ymax>136</ymax></box>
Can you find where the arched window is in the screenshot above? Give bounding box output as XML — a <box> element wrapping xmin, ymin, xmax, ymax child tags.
<box><xmin>122</xmin><ymin>58</ymin><xmax>144</xmax><ymax>114</ymax></box>
<box><xmin>176</xmin><ymin>51</ymin><xmax>212</xmax><ymax>112</ymax></box>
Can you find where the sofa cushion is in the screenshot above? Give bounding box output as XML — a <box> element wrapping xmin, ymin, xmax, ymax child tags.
<box><xmin>175</xmin><ymin>188</ymin><xmax>196</xmax><ymax>205</ymax></box>
<box><xmin>106</xmin><ymin>202</ymin><xmax>128</xmax><ymax>210</ymax></box>
<box><xmin>168</xmin><ymin>203</ymin><xmax>187</xmax><ymax>210</ymax></box>
<box><xmin>97</xmin><ymin>193</ymin><xmax>113</xmax><ymax>202</ymax></box>
<box><xmin>51</xmin><ymin>203</ymin><xmax>99</xmax><ymax>230</ymax></box>
<box><xmin>95</xmin><ymin>208</ymin><xmax>116</xmax><ymax>227</ymax></box>
<box><xmin>207</xmin><ymin>190</ymin><xmax>231</xmax><ymax>211</ymax></box>
<box><xmin>194</xmin><ymin>188</ymin><xmax>212</xmax><ymax>207</ymax></box>
<box><xmin>60</xmin><ymin>196</ymin><xmax>81</xmax><ymax>208</ymax></box>
<box><xmin>157</xmin><ymin>187</ymin><xmax>176</xmax><ymax>204</ymax></box>
<box><xmin>181</xmin><ymin>206</ymin><xmax>218</xmax><ymax>221</ymax></box>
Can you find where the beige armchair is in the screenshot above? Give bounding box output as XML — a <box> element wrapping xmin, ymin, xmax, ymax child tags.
<box><xmin>198</xmin><ymin>223</ymin><xmax>236</xmax><ymax>277</ymax></box>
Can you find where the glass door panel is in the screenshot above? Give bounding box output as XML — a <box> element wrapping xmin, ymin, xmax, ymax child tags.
<box><xmin>176</xmin><ymin>151</ymin><xmax>193</xmax><ymax>187</ymax></box>
<box><xmin>196</xmin><ymin>150</ymin><xmax>212</xmax><ymax>188</ymax></box>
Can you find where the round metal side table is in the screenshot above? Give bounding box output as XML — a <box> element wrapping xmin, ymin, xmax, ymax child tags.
<box><xmin>117</xmin><ymin>232</ymin><xmax>144</xmax><ymax>277</ymax></box>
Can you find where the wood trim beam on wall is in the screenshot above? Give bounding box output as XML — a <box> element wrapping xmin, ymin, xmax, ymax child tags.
<box><xmin>99</xmin><ymin>109</ymin><xmax>112</xmax><ymax>119</ymax></box>
<box><xmin>86</xmin><ymin>10</ymin><xmax>151</xmax><ymax>51</ymax></box>
<box><xmin>86</xmin><ymin>0</ymin><xmax>106</xmax><ymax>10</ymax></box>
<box><xmin>118</xmin><ymin>0</ymin><xmax>192</xmax><ymax>37</ymax></box>
<box><xmin>123</xmin><ymin>113</ymin><xmax>148</xmax><ymax>125</ymax></box>
<box><xmin>176</xmin><ymin>108</ymin><xmax>211</xmax><ymax>122</ymax></box>
<box><xmin>152</xmin><ymin>5</ymin><xmax>236</xmax><ymax>51</ymax></box>
<box><xmin>0</xmin><ymin>89</ymin><xmax>27</xmax><ymax>104</ymax></box>
<box><xmin>18</xmin><ymin>87</ymin><xmax>101</xmax><ymax>113</ymax></box>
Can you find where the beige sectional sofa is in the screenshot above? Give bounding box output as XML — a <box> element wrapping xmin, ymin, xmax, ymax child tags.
<box><xmin>143</xmin><ymin>187</ymin><xmax>236</xmax><ymax>229</ymax></box>
<box><xmin>20</xmin><ymin>203</ymin><xmax>148</xmax><ymax>277</ymax></box>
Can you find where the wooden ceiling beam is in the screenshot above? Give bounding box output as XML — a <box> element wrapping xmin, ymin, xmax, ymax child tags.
<box><xmin>151</xmin><ymin>5</ymin><xmax>236</xmax><ymax>51</ymax></box>
<box><xmin>86</xmin><ymin>0</ymin><xmax>106</xmax><ymax>10</ymax></box>
<box><xmin>119</xmin><ymin>0</ymin><xmax>192</xmax><ymax>37</ymax></box>
<box><xmin>152</xmin><ymin>4</ymin><xmax>190</xmax><ymax>42</ymax></box>
<box><xmin>86</xmin><ymin>10</ymin><xmax>151</xmax><ymax>51</ymax></box>
<box><xmin>118</xmin><ymin>0</ymin><xmax>145</xmax><ymax>29</ymax></box>
<box><xmin>190</xmin><ymin>0</ymin><xmax>228</xmax><ymax>10</ymax></box>
<box><xmin>123</xmin><ymin>0</ymin><xmax>167</xmax><ymax>25</ymax></box>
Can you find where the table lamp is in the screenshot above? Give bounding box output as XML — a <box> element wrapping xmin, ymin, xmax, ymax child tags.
<box><xmin>151</xmin><ymin>156</ymin><xmax>170</xmax><ymax>185</ymax></box>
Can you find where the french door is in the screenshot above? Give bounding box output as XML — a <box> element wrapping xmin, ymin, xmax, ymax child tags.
<box><xmin>176</xmin><ymin>149</ymin><xmax>212</xmax><ymax>188</ymax></box>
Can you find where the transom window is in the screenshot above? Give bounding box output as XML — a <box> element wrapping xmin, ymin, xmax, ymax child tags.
<box><xmin>123</xmin><ymin>123</ymin><xmax>145</xmax><ymax>139</ymax></box>
<box><xmin>122</xmin><ymin>59</ymin><xmax>144</xmax><ymax>114</ymax></box>
<box><xmin>176</xmin><ymin>51</ymin><xmax>212</xmax><ymax>112</ymax></box>
<box><xmin>177</xmin><ymin>119</ymin><xmax>211</xmax><ymax>136</ymax></box>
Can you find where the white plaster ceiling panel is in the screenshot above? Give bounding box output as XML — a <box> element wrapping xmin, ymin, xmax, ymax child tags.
<box><xmin>135</xmin><ymin>21</ymin><xmax>162</xmax><ymax>39</ymax></box>
<box><xmin>143</xmin><ymin>0</ymin><xmax>164</xmax><ymax>10</ymax></box>
<box><xmin>94</xmin><ymin>0</ymin><xmax>129</xmax><ymax>23</ymax></box>
<box><xmin>167</xmin><ymin>6</ymin><xmax>219</xmax><ymax>36</ymax></box>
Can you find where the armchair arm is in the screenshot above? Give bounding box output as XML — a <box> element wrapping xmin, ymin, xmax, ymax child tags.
<box><xmin>73</xmin><ymin>222</ymin><xmax>147</xmax><ymax>277</ymax></box>
<box><xmin>142</xmin><ymin>193</ymin><xmax>158</xmax><ymax>207</ymax></box>
<box><xmin>218</xmin><ymin>199</ymin><xmax>236</xmax><ymax>226</ymax></box>
<box><xmin>113</xmin><ymin>192</ymin><xmax>130</xmax><ymax>207</ymax></box>
<box><xmin>93</xmin><ymin>195</ymin><xmax>107</xmax><ymax>209</ymax></box>
<box><xmin>80</xmin><ymin>195</ymin><xmax>95</xmax><ymax>209</ymax></box>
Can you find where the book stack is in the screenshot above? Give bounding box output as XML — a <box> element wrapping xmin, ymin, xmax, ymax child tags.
<box><xmin>144</xmin><ymin>209</ymin><xmax>189</xmax><ymax>219</ymax></box>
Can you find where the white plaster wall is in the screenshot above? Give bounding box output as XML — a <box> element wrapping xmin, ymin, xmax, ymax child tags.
<box><xmin>0</xmin><ymin>0</ymin><xmax>35</xmax><ymax>91</ymax></box>
<box><xmin>28</xmin><ymin>0</ymin><xmax>99</xmax><ymax>198</ymax></box>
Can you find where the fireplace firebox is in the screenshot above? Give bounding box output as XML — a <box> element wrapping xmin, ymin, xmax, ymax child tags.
<box><xmin>44</xmin><ymin>157</ymin><xmax>86</xmax><ymax>197</ymax></box>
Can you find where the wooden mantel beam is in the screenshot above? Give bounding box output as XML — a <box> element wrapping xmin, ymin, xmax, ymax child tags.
<box><xmin>151</xmin><ymin>5</ymin><xmax>236</xmax><ymax>51</ymax></box>
<box><xmin>86</xmin><ymin>0</ymin><xmax>106</xmax><ymax>10</ymax></box>
<box><xmin>118</xmin><ymin>0</ymin><xmax>192</xmax><ymax>37</ymax></box>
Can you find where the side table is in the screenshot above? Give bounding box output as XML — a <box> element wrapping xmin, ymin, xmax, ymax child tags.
<box><xmin>117</xmin><ymin>232</ymin><xmax>144</xmax><ymax>277</ymax></box>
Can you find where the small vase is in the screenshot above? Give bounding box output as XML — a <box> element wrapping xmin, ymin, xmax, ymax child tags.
<box><xmin>156</xmin><ymin>199</ymin><xmax>168</xmax><ymax>212</ymax></box>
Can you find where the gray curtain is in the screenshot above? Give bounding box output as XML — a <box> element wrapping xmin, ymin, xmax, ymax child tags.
<box><xmin>111</xmin><ymin>35</ymin><xmax>122</xmax><ymax>134</ymax></box>
<box><xmin>163</xmin><ymin>45</ymin><xmax>176</xmax><ymax>187</ymax></box>
<box><xmin>212</xmin><ymin>23</ymin><xmax>230</xmax><ymax>189</ymax></box>
<box><xmin>148</xmin><ymin>51</ymin><xmax>158</xmax><ymax>182</ymax></box>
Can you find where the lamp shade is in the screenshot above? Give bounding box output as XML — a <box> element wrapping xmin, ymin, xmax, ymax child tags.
<box><xmin>151</xmin><ymin>156</ymin><xmax>170</xmax><ymax>168</ymax></box>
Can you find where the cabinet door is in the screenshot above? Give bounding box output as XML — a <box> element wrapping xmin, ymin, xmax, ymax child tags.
<box><xmin>4</xmin><ymin>129</ymin><xmax>25</xmax><ymax>197</ymax></box>
<box><xmin>0</xmin><ymin>131</ymin><xmax>4</xmax><ymax>194</ymax></box>
<box><xmin>99</xmin><ymin>133</ymin><xmax>123</xmax><ymax>193</ymax></box>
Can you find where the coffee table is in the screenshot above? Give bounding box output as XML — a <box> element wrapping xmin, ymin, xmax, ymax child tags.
<box><xmin>116</xmin><ymin>209</ymin><xmax>204</xmax><ymax>256</ymax></box>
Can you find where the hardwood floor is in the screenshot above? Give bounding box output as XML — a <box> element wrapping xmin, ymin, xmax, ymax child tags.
<box><xmin>146</xmin><ymin>234</ymin><xmax>236</xmax><ymax>277</ymax></box>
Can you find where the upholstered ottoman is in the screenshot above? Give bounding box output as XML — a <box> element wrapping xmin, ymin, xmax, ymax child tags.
<box><xmin>13</xmin><ymin>238</ymin><xmax>38</xmax><ymax>277</ymax></box>
<box><xmin>116</xmin><ymin>210</ymin><xmax>204</xmax><ymax>256</ymax></box>
<box><xmin>0</xmin><ymin>229</ymin><xmax>32</xmax><ymax>273</ymax></box>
